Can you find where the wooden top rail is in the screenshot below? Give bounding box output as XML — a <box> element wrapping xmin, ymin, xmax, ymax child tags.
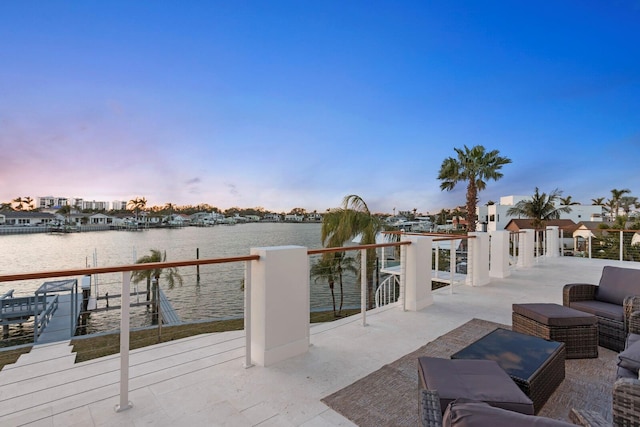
<box><xmin>0</xmin><ymin>255</ymin><xmax>260</xmax><ymax>283</ymax></box>
<box><xmin>308</xmin><ymin>241</ymin><xmax>410</xmax><ymax>256</ymax></box>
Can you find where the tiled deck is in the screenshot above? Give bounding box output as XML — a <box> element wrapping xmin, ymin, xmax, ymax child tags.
<box><xmin>0</xmin><ymin>257</ymin><xmax>635</xmax><ymax>426</ymax></box>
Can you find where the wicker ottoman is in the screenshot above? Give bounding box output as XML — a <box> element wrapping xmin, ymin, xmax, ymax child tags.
<box><xmin>418</xmin><ymin>357</ymin><xmax>535</xmax><ymax>415</ymax></box>
<box><xmin>512</xmin><ymin>303</ymin><xmax>598</xmax><ymax>359</ymax></box>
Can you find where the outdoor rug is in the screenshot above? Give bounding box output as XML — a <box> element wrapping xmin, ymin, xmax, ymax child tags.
<box><xmin>322</xmin><ymin>318</ymin><xmax>616</xmax><ymax>426</ymax></box>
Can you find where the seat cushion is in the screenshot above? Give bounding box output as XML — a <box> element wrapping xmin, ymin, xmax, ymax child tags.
<box><xmin>596</xmin><ymin>266</ymin><xmax>640</xmax><ymax>305</ymax></box>
<box><xmin>569</xmin><ymin>300</ymin><xmax>624</xmax><ymax>322</ymax></box>
<box><xmin>513</xmin><ymin>303</ymin><xmax>597</xmax><ymax>326</ymax></box>
<box><xmin>442</xmin><ymin>400</ymin><xmax>576</xmax><ymax>427</ymax></box>
<box><xmin>418</xmin><ymin>357</ymin><xmax>534</xmax><ymax>415</ymax></box>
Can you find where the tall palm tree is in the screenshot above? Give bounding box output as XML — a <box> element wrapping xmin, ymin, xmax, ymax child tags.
<box><xmin>131</xmin><ymin>249</ymin><xmax>183</xmax><ymax>328</ymax></box>
<box><xmin>610</xmin><ymin>188</ymin><xmax>631</xmax><ymax>220</ymax></box>
<box><xmin>506</xmin><ymin>188</ymin><xmax>572</xmax><ymax>229</ymax></box>
<box><xmin>321</xmin><ymin>195</ymin><xmax>383</xmax><ymax>309</ymax></box>
<box><xmin>438</xmin><ymin>145</ymin><xmax>511</xmax><ymax>231</ymax></box>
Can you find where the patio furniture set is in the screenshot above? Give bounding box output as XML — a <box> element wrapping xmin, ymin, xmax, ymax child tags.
<box><xmin>418</xmin><ymin>265</ymin><xmax>640</xmax><ymax>427</ymax></box>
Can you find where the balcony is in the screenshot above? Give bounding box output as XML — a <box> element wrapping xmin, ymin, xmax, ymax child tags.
<box><xmin>0</xmin><ymin>232</ymin><xmax>639</xmax><ymax>425</ymax></box>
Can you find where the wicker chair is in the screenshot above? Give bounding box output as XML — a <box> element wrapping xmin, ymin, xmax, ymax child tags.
<box><xmin>563</xmin><ymin>266</ymin><xmax>640</xmax><ymax>352</ymax></box>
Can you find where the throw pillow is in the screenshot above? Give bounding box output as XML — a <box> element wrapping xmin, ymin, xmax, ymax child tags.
<box><xmin>618</xmin><ymin>339</ymin><xmax>640</xmax><ymax>373</ymax></box>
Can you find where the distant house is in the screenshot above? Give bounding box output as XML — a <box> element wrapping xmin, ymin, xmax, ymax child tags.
<box><xmin>87</xmin><ymin>213</ymin><xmax>113</xmax><ymax>225</ymax></box>
<box><xmin>263</xmin><ymin>213</ymin><xmax>281</xmax><ymax>222</ymax></box>
<box><xmin>284</xmin><ymin>214</ymin><xmax>304</xmax><ymax>222</ymax></box>
<box><xmin>505</xmin><ymin>219</ymin><xmax>579</xmax><ymax>251</ymax></box>
<box><xmin>0</xmin><ymin>211</ymin><xmax>57</xmax><ymax>226</ymax></box>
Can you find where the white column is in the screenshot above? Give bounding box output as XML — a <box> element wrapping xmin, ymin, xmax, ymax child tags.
<box><xmin>249</xmin><ymin>246</ymin><xmax>309</xmax><ymax>367</ymax></box>
<box><xmin>489</xmin><ymin>231</ymin><xmax>511</xmax><ymax>278</ymax></box>
<box><xmin>468</xmin><ymin>232</ymin><xmax>490</xmax><ymax>286</ymax></box>
<box><xmin>402</xmin><ymin>235</ymin><xmax>433</xmax><ymax>311</ymax></box>
<box><xmin>521</xmin><ymin>229</ymin><xmax>535</xmax><ymax>267</ymax></box>
<box><xmin>546</xmin><ymin>226</ymin><xmax>559</xmax><ymax>258</ymax></box>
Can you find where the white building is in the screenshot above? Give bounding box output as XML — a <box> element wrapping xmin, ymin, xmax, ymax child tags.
<box><xmin>477</xmin><ymin>195</ymin><xmax>603</xmax><ymax>232</ymax></box>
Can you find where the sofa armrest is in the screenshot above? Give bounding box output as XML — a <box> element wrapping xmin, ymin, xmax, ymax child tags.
<box><xmin>563</xmin><ymin>283</ymin><xmax>597</xmax><ymax>306</ymax></box>
<box><xmin>613</xmin><ymin>377</ymin><xmax>640</xmax><ymax>426</ymax></box>
<box><xmin>630</xmin><ymin>311</ymin><xmax>640</xmax><ymax>335</ymax></box>
<box><xmin>624</xmin><ymin>296</ymin><xmax>640</xmax><ymax>332</ymax></box>
<box><xmin>420</xmin><ymin>389</ymin><xmax>443</xmax><ymax>427</ymax></box>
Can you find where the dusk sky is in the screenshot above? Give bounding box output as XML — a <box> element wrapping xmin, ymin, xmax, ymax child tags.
<box><xmin>1</xmin><ymin>1</ymin><xmax>639</xmax><ymax>214</ymax></box>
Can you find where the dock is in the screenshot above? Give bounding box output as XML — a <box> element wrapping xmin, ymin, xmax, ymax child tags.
<box><xmin>158</xmin><ymin>288</ymin><xmax>181</xmax><ymax>325</ymax></box>
<box><xmin>36</xmin><ymin>293</ymin><xmax>82</xmax><ymax>344</ymax></box>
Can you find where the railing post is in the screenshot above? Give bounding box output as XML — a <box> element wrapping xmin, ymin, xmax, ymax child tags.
<box><xmin>115</xmin><ymin>271</ymin><xmax>132</xmax><ymax>412</ymax></box>
<box><xmin>588</xmin><ymin>235</ymin><xmax>592</xmax><ymax>258</ymax></box>
<box><xmin>360</xmin><ymin>249</ymin><xmax>367</xmax><ymax>326</ymax></box>
<box><xmin>521</xmin><ymin>230</ymin><xmax>535</xmax><ymax>267</ymax></box>
<box><xmin>546</xmin><ymin>226</ymin><xmax>559</xmax><ymax>258</ymax></box>
<box><xmin>489</xmin><ymin>231</ymin><xmax>511</xmax><ymax>278</ymax></box>
<box><xmin>402</xmin><ymin>235</ymin><xmax>432</xmax><ymax>310</ymax></box>
<box><xmin>467</xmin><ymin>233</ymin><xmax>490</xmax><ymax>286</ymax></box>
<box><xmin>249</xmin><ymin>246</ymin><xmax>309</xmax><ymax>366</ymax></box>
<box><xmin>244</xmin><ymin>260</ymin><xmax>253</xmax><ymax>368</ymax></box>
<box><xmin>620</xmin><ymin>230</ymin><xmax>624</xmax><ymax>261</ymax></box>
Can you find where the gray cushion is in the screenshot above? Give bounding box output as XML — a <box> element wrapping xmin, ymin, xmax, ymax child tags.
<box><xmin>442</xmin><ymin>400</ymin><xmax>575</xmax><ymax>427</ymax></box>
<box><xmin>418</xmin><ymin>357</ymin><xmax>534</xmax><ymax>415</ymax></box>
<box><xmin>569</xmin><ymin>300</ymin><xmax>624</xmax><ymax>322</ymax></box>
<box><xmin>596</xmin><ymin>266</ymin><xmax>640</xmax><ymax>305</ymax></box>
<box><xmin>513</xmin><ymin>303</ymin><xmax>597</xmax><ymax>326</ymax></box>
<box><xmin>618</xmin><ymin>336</ymin><xmax>640</xmax><ymax>373</ymax></box>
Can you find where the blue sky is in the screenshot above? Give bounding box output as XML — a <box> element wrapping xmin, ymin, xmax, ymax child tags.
<box><xmin>1</xmin><ymin>1</ymin><xmax>639</xmax><ymax>214</ymax></box>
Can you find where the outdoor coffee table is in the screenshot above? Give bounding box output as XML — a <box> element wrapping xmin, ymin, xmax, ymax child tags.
<box><xmin>451</xmin><ymin>328</ymin><xmax>566</xmax><ymax>413</ymax></box>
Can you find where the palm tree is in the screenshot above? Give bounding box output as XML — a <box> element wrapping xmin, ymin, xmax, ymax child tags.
<box><xmin>12</xmin><ymin>197</ymin><xmax>24</xmax><ymax>210</ymax></box>
<box><xmin>321</xmin><ymin>195</ymin><xmax>383</xmax><ymax>309</ymax></box>
<box><xmin>438</xmin><ymin>145</ymin><xmax>511</xmax><ymax>231</ymax></box>
<box><xmin>131</xmin><ymin>249</ymin><xmax>183</xmax><ymax>329</ymax></box>
<box><xmin>310</xmin><ymin>252</ymin><xmax>357</xmax><ymax>317</ymax></box>
<box><xmin>310</xmin><ymin>255</ymin><xmax>338</xmax><ymax>316</ymax></box>
<box><xmin>619</xmin><ymin>196</ymin><xmax>638</xmax><ymax>216</ymax></box>
<box><xmin>127</xmin><ymin>197</ymin><xmax>148</xmax><ymax>223</ymax></box>
<box><xmin>591</xmin><ymin>197</ymin><xmax>605</xmax><ymax>206</ymax></box>
<box><xmin>610</xmin><ymin>188</ymin><xmax>631</xmax><ymax>220</ymax></box>
<box><xmin>559</xmin><ymin>196</ymin><xmax>580</xmax><ymax>206</ymax></box>
<box><xmin>22</xmin><ymin>196</ymin><xmax>34</xmax><ymax>211</ymax></box>
<box><xmin>506</xmin><ymin>188</ymin><xmax>572</xmax><ymax>229</ymax></box>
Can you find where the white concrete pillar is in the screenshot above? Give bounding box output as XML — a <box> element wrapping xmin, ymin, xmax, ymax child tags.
<box><xmin>249</xmin><ymin>246</ymin><xmax>309</xmax><ymax>367</ymax></box>
<box><xmin>402</xmin><ymin>235</ymin><xmax>433</xmax><ymax>311</ymax></box>
<box><xmin>489</xmin><ymin>231</ymin><xmax>511</xmax><ymax>278</ymax></box>
<box><xmin>467</xmin><ymin>232</ymin><xmax>490</xmax><ymax>286</ymax></box>
<box><xmin>521</xmin><ymin>229</ymin><xmax>535</xmax><ymax>267</ymax></box>
<box><xmin>546</xmin><ymin>226</ymin><xmax>559</xmax><ymax>258</ymax></box>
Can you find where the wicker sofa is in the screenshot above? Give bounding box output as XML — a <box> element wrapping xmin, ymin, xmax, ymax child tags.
<box><xmin>563</xmin><ymin>266</ymin><xmax>640</xmax><ymax>352</ymax></box>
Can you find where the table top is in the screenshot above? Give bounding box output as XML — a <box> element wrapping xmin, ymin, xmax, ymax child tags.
<box><xmin>450</xmin><ymin>328</ymin><xmax>564</xmax><ymax>382</ymax></box>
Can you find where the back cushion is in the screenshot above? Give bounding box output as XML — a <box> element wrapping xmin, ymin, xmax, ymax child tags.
<box><xmin>596</xmin><ymin>266</ymin><xmax>640</xmax><ymax>305</ymax></box>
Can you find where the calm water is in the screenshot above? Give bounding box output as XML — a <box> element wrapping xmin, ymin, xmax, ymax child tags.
<box><xmin>0</xmin><ymin>223</ymin><xmax>363</xmax><ymax>339</ymax></box>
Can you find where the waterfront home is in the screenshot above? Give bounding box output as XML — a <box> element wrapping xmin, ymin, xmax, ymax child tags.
<box><xmin>0</xmin><ymin>211</ymin><xmax>56</xmax><ymax>226</ymax></box>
